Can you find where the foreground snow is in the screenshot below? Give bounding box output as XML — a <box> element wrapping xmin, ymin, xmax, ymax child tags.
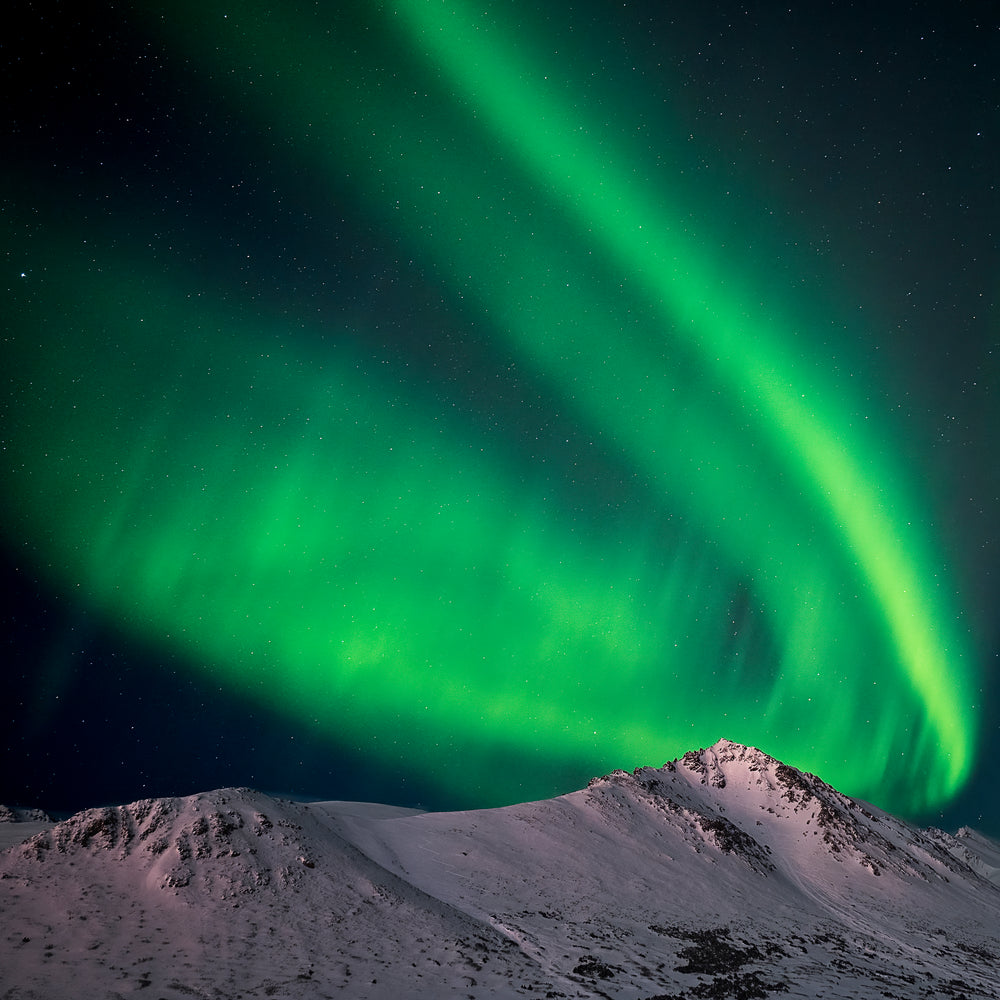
<box><xmin>2</xmin><ymin>739</ymin><xmax>999</xmax><ymax>998</ymax></box>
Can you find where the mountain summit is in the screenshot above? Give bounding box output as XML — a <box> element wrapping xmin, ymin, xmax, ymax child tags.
<box><xmin>589</xmin><ymin>738</ymin><xmax>986</xmax><ymax>884</ymax></box>
<box><xmin>2</xmin><ymin>740</ymin><xmax>998</xmax><ymax>998</ymax></box>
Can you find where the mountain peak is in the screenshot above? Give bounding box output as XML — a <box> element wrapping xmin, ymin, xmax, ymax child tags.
<box><xmin>584</xmin><ymin>738</ymin><xmax>988</xmax><ymax>886</ymax></box>
<box><xmin>673</xmin><ymin>737</ymin><xmax>779</xmax><ymax>788</ymax></box>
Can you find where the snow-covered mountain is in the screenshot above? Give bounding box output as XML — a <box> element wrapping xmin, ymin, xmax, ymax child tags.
<box><xmin>2</xmin><ymin>738</ymin><xmax>998</xmax><ymax>998</ymax></box>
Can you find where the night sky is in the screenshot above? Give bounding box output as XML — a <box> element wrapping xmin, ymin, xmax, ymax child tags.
<box><xmin>3</xmin><ymin>1</ymin><xmax>998</xmax><ymax>835</ymax></box>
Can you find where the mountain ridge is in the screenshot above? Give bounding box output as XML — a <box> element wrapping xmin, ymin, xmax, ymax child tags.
<box><xmin>2</xmin><ymin>739</ymin><xmax>999</xmax><ymax>998</ymax></box>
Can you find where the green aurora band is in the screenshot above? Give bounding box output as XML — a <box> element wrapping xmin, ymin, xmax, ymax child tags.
<box><xmin>2</xmin><ymin>0</ymin><xmax>978</xmax><ymax>813</ymax></box>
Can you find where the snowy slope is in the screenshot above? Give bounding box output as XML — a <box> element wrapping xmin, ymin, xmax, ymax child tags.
<box><xmin>2</xmin><ymin>740</ymin><xmax>999</xmax><ymax>999</ymax></box>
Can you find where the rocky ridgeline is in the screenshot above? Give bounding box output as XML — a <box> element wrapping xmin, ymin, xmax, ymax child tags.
<box><xmin>589</xmin><ymin>739</ymin><xmax>987</xmax><ymax>886</ymax></box>
<box><xmin>11</xmin><ymin>787</ymin><xmax>319</xmax><ymax>897</ymax></box>
<box><xmin>586</xmin><ymin>762</ymin><xmax>778</xmax><ymax>875</ymax></box>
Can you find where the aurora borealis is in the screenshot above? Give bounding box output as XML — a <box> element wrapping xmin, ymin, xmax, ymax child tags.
<box><xmin>3</xmin><ymin>1</ymin><xmax>997</xmax><ymax>828</ymax></box>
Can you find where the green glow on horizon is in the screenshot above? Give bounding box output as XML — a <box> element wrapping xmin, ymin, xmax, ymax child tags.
<box><xmin>1</xmin><ymin>0</ymin><xmax>979</xmax><ymax>814</ymax></box>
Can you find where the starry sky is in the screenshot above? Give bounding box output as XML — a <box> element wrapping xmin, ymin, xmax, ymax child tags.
<box><xmin>3</xmin><ymin>0</ymin><xmax>998</xmax><ymax>834</ymax></box>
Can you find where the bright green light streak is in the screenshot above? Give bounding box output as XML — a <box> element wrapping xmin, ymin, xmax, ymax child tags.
<box><xmin>381</xmin><ymin>0</ymin><xmax>974</xmax><ymax>796</ymax></box>
<box><xmin>147</xmin><ymin>0</ymin><xmax>972</xmax><ymax>801</ymax></box>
